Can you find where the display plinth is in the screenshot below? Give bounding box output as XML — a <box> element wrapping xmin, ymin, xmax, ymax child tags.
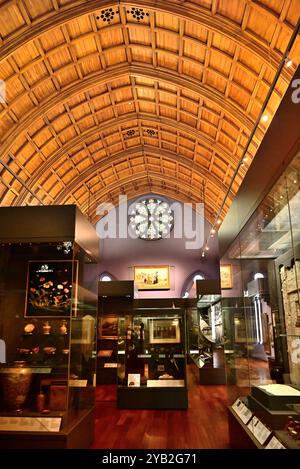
<box><xmin>116</xmin><ymin>306</ymin><xmax>188</xmax><ymax>409</ymax></box>
<box><xmin>199</xmin><ymin>364</ymin><xmax>226</xmax><ymax>385</ymax></box>
<box><xmin>228</xmin><ymin>406</ymin><xmax>264</xmax><ymax>449</ymax></box>
<box><xmin>0</xmin><ymin>406</ymin><xmax>95</xmax><ymax>449</ymax></box>
<box><xmin>117</xmin><ymin>387</ymin><xmax>188</xmax><ymax>410</ymax></box>
<box><xmin>251</xmin><ymin>384</ymin><xmax>300</xmax><ymax>410</ymax></box>
<box><xmin>248</xmin><ymin>395</ymin><xmax>298</xmax><ymax>429</ymax></box>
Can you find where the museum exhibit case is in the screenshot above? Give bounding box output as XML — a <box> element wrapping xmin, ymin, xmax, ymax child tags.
<box><xmin>221</xmin><ymin>151</ymin><xmax>300</xmax><ymax>448</ymax></box>
<box><xmin>188</xmin><ymin>280</ymin><xmax>225</xmax><ymax>384</ymax></box>
<box><xmin>117</xmin><ymin>302</ymin><xmax>188</xmax><ymax>409</ymax></box>
<box><xmin>97</xmin><ymin>281</ymin><xmax>134</xmax><ymax>384</ymax></box>
<box><xmin>0</xmin><ymin>206</ymin><xmax>99</xmax><ymax>448</ymax></box>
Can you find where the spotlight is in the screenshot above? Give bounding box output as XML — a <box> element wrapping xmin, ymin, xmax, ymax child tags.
<box><xmin>285</xmin><ymin>59</ymin><xmax>293</xmax><ymax>68</ymax></box>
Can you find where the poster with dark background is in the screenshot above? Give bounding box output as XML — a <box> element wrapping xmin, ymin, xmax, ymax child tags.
<box><xmin>25</xmin><ymin>260</ymin><xmax>75</xmax><ymax>317</ymax></box>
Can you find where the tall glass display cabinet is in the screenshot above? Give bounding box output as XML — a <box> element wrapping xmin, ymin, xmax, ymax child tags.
<box><xmin>188</xmin><ymin>280</ymin><xmax>225</xmax><ymax>384</ymax></box>
<box><xmin>97</xmin><ymin>281</ymin><xmax>134</xmax><ymax>384</ymax></box>
<box><xmin>222</xmin><ymin>150</ymin><xmax>300</xmax><ymax>449</ymax></box>
<box><xmin>0</xmin><ymin>206</ymin><xmax>99</xmax><ymax>449</ymax></box>
<box><xmin>117</xmin><ymin>304</ymin><xmax>188</xmax><ymax>409</ymax></box>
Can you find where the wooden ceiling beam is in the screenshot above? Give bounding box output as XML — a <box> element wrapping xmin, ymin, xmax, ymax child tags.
<box><xmin>45</xmin><ymin>159</ymin><xmax>224</xmax><ymax>208</ymax></box>
<box><xmin>15</xmin><ymin>144</ymin><xmax>232</xmax><ymax>206</ymax></box>
<box><xmin>0</xmin><ymin>63</ymin><xmax>256</xmax><ymax>161</ymax></box>
<box><xmin>69</xmin><ymin>172</ymin><xmax>221</xmax><ymax>219</ymax></box>
<box><xmin>12</xmin><ymin>114</ymin><xmax>236</xmax><ymax>203</ymax></box>
<box><xmin>0</xmin><ymin>0</ymin><xmax>290</xmax><ymax>76</ymax></box>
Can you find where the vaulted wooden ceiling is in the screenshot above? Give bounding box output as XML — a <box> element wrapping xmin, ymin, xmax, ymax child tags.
<box><xmin>0</xmin><ymin>0</ymin><xmax>299</xmax><ymax>226</ymax></box>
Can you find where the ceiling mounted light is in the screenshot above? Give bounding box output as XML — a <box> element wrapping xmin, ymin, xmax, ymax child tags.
<box><xmin>261</xmin><ymin>114</ymin><xmax>269</xmax><ymax>123</ymax></box>
<box><xmin>285</xmin><ymin>59</ymin><xmax>293</xmax><ymax>68</ymax></box>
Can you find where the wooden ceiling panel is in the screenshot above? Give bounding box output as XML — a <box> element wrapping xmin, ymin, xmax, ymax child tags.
<box><xmin>211</xmin><ymin>32</ymin><xmax>236</xmax><ymax>57</ymax></box>
<box><xmin>217</xmin><ymin>0</ymin><xmax>247</xmax><ymax>24</ymax></box>
<box><xmin>182</xmin><ymin>61</ymin><xmax>203</xmax><ymax>80</ymax></box>
<box><xmin>0</xmin><ymin>0</ymin><xmax>299</xmax><ymax>227</ymax></box>
<box><xmin>155</xmin><ymin>11</ymin><xmax>179</xmax><ymax>32</ymax></box>
<box><xmin>128</xmin><ymin>26</ymin><xmax>152</xmax><ymax>46</ymax></box>
<box><xmin>39</xmin><ymin>28</ymin><xmax>66</xmax><ymax>51</ymax></box>
<box><xmin>23</xmin><ymin>0</ymin><xmax>54</xmax><ymax>19</ymax></box>
<box><xmin>156</xmin><ymin>31</ymin><xmax>179</xmax><ymax>54</ymax></box>
<box><xmin>287</xmin><ymin>0</ymin><xmax>300</xmax><ymax>26</ymax></box>
<box><xmin>245</xmin><ymin>7</ymin><xmax>278</xmax><ymax>44</ymax></box>
<box><xmin>0</xmin><ymin>2</ymin><xmax>25</xmax><ymax>39</ymax></box>
<box><xmin>183</xmin><ymin>39</ymin><xmax>206</xmax><ymax>62</ymax></box>
<box><xmin>130</xmin><ymin>45</ymin><xmax>153</xmax><ymax>64</ymax></box>
<box><xmin>157</xmin><ymin>51</ymin><xmax>178</xmax><ymax>71</ymax></box>
<box><xmin>99</xmin><ymin>27</ymin><xmax>123</xmax><ymax>49</ymax></box>
<box><xmin>205</xmin><ymin>70</ymin><xmax>227</xmax><ymax>94</ymax></box>
<box><xmin>209</xmin><ymin>49</ymin><xmax>232</xmax><ymax>77</ymax></box>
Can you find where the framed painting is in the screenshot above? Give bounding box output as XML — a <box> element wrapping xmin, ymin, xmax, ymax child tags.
<box><xmin>134</xmin><ymin>265</ymin><xmax>170</xmax><ymax>290</ymax></box>
<box><xmin>97</xmin><ymin>349</ymin><xmax>113</xmax><ymax>358</ymax></box>
<box><xmin>220</xmin><ymin>264</ymin><xmax>233</xmax><ymax>289</ymax></box>
<box><xmin>24</xmin><ymin>260</ymin><xmax>77</xmax><ymax>317</ymax></box>
<box><xmin>149</xmin><ymin>318</ymin><xmax>181</xmax><ymax>344</ymax></box>
<box><xmin>99</xmin><ymin>315</ymin><xmax>118</xmax><ymax>339</ymax></box>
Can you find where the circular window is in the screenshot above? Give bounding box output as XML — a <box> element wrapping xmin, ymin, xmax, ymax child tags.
<box><xmin>129</xmin><ymin>197</ymin><xmax>174</xmax><ymax>240</ymax></box>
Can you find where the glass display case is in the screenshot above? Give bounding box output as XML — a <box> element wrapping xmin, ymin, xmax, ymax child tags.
<box><xmin>97</xmin><ymin>281</ymin><xmax>134</xmax><ymax>384</ymax></box>
<box><xmin>188</xmin><ymin>293</ymin><xmax>225</xmax><ymax>384</ymax></box>
<box><xmin>0</xmin><ymin>206</ymin><xmax>98</xmax><ymax>448</ymax></box>
<box><xmin>221</xmin><ymin>149</ymin><xmax>300</xmax><ymax>448</ymax></box>
<box><xmin>117</xmin><ymin>308</ymin><xmax>188</xmax><ymax>409</ymax></box>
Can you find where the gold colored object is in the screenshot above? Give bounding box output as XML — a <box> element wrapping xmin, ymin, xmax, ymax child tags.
<box><xmin>24</xmin><ymin>323</ymin><xmax>35</xmax><ymax>334</ymax></box>
<box><xmin>1</xmin><ymin>361</ymin><xmax>32</xmax><ymax>412</ymax></box>
<box><xmin>43</xmin><ymin>321</ymin><xmax>51</xmax><ymax>335</ymax></box>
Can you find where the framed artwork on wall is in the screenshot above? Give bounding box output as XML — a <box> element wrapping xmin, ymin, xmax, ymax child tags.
<box><xmin>220</xmin><ymin>264</ymin><xmax>233</xmax><ymax>289</ymax></box>
<box><xmin>24</xmin><ymin>260</ymin><xmax>76</xmax><ymax>317</ymax></box>
<box><xmin>149</xmin><ymin>318</ymin><xmax>181</xmax><ymax>344</ymax></box>
<box><xmin>99</xmin><ymin>315</ymin><xmax>118</xmax><ymax>340</ymax></box>
<box><xmin>134</xmin><ymin>265</ymin><xmax>170</xmax><ymax>290</ymax></box>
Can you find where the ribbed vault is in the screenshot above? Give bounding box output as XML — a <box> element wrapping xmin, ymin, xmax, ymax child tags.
<box><xmin>0</xmin><ymin>0</ymin><xmax>299</xmax><ymax>225</ymax></box>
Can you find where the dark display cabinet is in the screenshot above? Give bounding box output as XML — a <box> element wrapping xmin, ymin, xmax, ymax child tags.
<box><xmin>117</xmin><ymin>306</ymin><xmax>188</xmax><ymax>409</ymax></box>
<box><xmin>0</xmin><ymin>206</ymin><xmax>99</xmax><ymax>449</ymax></box>
<box><xmin>97</xmin><ymin>281</ymin><xmax>134</xmax><ymax>384</ymax></box>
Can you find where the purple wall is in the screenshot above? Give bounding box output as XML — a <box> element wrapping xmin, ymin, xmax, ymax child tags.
<box><xmin>92</xmin><ymin>197</ymin><xmax>220</xmax><ymax>298</ymax></box>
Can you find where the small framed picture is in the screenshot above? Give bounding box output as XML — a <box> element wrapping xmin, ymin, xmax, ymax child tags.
<box><xmin>220</xmin><ymin>264</ymin><xmax>233</xmax><ymax>289</ymax></box>
<box><xmin>134</xmin><ymin>265</ymin><xmax>170</xmax><ymax>290</ymax></box>
<box><xmin>149</xmin><ymin>318</ymin><xmax>181</xmax><ymax>344</ymax></box>
<box><xmin>99</xmin><ymin>315</ymin><xmax>118</xmax><ymax>340</ymax></box>
<box><xmin>97</xmin><ymin>350</ymin><xmax>113</xmax><ymax>358</ymax></box>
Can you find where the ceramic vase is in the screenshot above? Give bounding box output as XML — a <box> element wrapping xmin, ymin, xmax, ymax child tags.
<box><xmin>1</xmin><ymin>361</ymin><xmax>32</xmax><ymax>411</ymax></box>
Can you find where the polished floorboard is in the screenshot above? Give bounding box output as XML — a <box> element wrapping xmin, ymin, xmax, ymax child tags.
<box><xmin>91</xmin><ymin>365</ymin><xmax>230</xmax><ymax>449</ymax></box>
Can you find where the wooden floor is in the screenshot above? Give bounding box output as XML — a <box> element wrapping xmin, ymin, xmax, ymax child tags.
<box><xmin>91</xmin><ymin>365</ymin><xmax>230</xmax><ymax>449</ymax></box>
